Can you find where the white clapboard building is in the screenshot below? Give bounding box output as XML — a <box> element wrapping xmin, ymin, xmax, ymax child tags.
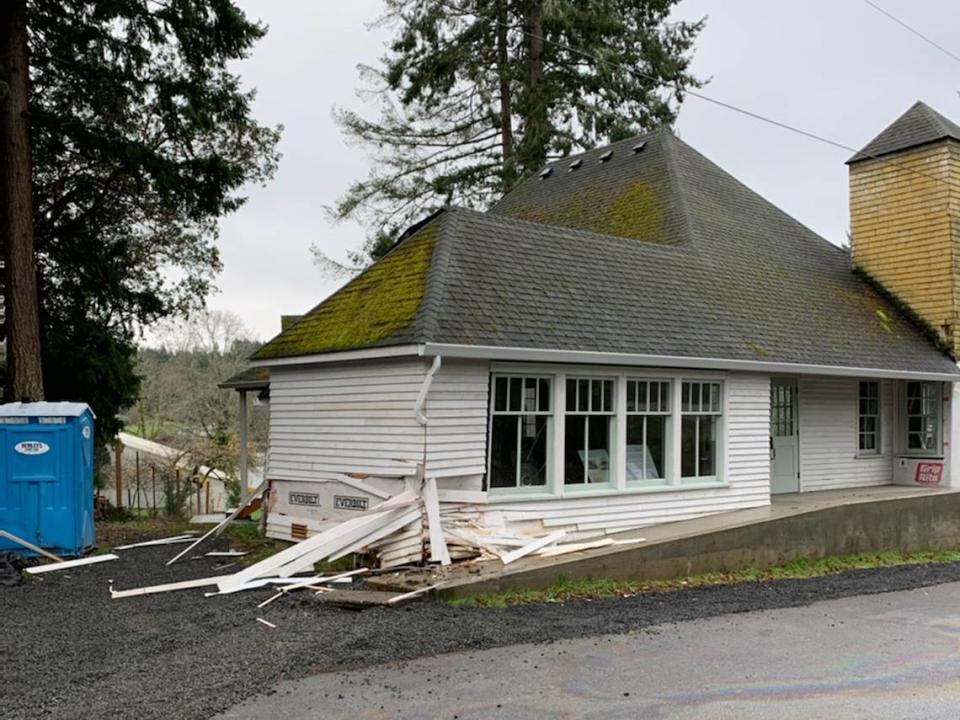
<box><xmin>246</xmin><ymin>102</ymin><xmax>960</xmax><ymax>549</ymax></box>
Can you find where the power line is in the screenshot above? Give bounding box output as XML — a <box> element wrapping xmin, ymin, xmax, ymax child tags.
<box><xmin>861</xmin><ymin>0</ymin><xmax>960</xmax><ymax>66</ymax></box>
<box><xmin>505</xmin><ymin>23</ymin><xmax>957</xmax><ymax>192</ymax></box>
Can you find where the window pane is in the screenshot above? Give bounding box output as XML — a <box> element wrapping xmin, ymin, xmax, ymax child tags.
<box><xmin>566</xmin><ymin>378</ymin><xmax>576</xmax><ymax>411</ymax></box>
<box><xmin>681</xmin><ymin>382</ymin><xmax>690</xmax><ymax>412</ymax></box>
<box><xmin>646</xmin><ymin>381</ymin><xmax>656</xmax><ymax>413</ymax></box>
<box><xmin>509</xmin><ymin>377</ymin><xmax>522</xmax><ymax>412</ymax></box>
<box><xmin>489</xmin><ymin>416</ymin><xmax>518</xmax><ymax>488</ymax></box>
<box><xmin>519</xmin><ymin>415</ymin><xmax>548</xmax><ymax>487</ymax></box>
<box><xmin>681</xmin><ymin>415</ymin><xmax>696</xmax><ymax>477</ymax></box>
<box><xmin>627</xmin><ymin>415</ymin><xmax>669</xmax><ymax>484</ymax></box>
<box><xmin>710</xmin><ymin>383</ymin><xmax>721</xmax><ymax>412</ymax></box>
<box><xmin>602</xmin><ymin>380</ymin><xmax>612</xmax><ymax>412</ymax></box>
<box><xmin>660</xmin><ymin>382</ymin><xmax>671</xmax><ymax>412</ymax></box>
<box><xmin>494</xmin><ymin>377</ymin><xmax>507</xmax><ymax>412</ymax></box>
<box><xmin>591</xmin><ymin>380</ymin><xmax>602</xmax><ymax>412</ymax></box>
<box><xmin>586</xmin><ymin>415</ymin><xmax>611</xmax><ymax>483</ymax></box>
<box><xmin>538</xmin><ymin>378</ymin><xmax>550</xmax><ymax>412</ymax></box>
<box><xmin>627</xmin><ymin>381</ymin><xmax>637</xmax><ymax>413</ymax></box>
<box><xmin>578</xmin><ymin>379</ymin><xmax>589</xmax><ymax>411</ymax></box>
<box><xmin>523</xmin><ymin>377</ymin><xmax>537</xmax><ymax>412</ymax></box>
<box><xmin>564</xmin><ymin>415</ymin><xmax>587</xmax><ymax>484</ymax></box>
<box><xmin>691</xmin><ymin>383</ymin><xmax>701</xmax><ymax>412</ymax></box>
<box><xmin>698</xmin><ymin>416</ymin><xmax>717</xmax><ymax>476</ymax></box>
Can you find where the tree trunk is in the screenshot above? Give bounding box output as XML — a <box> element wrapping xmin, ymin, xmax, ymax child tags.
<box><xmin>0</xmin><ymin>0</ymin><xmax>43</xmax><ymax>402</ymax></box>
<box><xmin>519</xmin><ymin>0</ymin><xmax>548</xmax><ymax>172</ymax></box>
<box><xmin>495</xmin><ymin>0</ymin><xmax>515</xmax><ymax>190</ymax></box>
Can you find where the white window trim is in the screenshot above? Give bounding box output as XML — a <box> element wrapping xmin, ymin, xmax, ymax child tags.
<box><xmin>679</xmin><ymin>380</ymin><xmax>724</xmax><ymax>483</ymax></box>
<box><xmin>856</xmin><ymin>379</ymin><xmax>883</xmax><ymax>459</ymax></box>
<box><xmin>487</xmin><ymin>373</ymin><xmax>554</xmax><ymax>495</ymax></box>
<box><xmin>485</xmin><ymin>364</ymin><xmax>729</xmax><ymax>501</ymax></box>
<box><xmin>624</xmin><ymin>378</ymin><xmax>673</xmax><ymax>488</ymax></box>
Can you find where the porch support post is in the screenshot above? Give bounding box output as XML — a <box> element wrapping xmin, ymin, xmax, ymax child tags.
<box><xmin>238</xmin><ymin>390</ymin><xmax>249</xmax><ymax>505</ymax></box>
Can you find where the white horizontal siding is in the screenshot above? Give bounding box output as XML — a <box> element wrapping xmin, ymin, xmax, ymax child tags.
<box><xmin>267</xmin><ymin>358</ymin><xmax>429</xmax><ymax>481</ymax></box>
<box><xmin>424</xmin><ymin>360</ymin><xmax>490</xmax><ymax>482</ymax></box>
<box><xmin>798</xmin><ymin>375</ymin><xmax>893</xmax><ymax>491</ymax></box>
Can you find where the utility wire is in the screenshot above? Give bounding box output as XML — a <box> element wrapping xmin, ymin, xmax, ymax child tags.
<box><xmin>504</xmin><ymin>23</ymin><xmax>958</xmax><ymax>191</ymax></box>
<box><xmin>861</xmin><ymin>0</ymin><xmax>960</xmax><ymax>66</ymax></box>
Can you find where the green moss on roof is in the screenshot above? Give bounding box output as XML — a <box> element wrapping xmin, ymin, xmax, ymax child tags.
<box><xmin>253</xmin><ymin>222</ymin><xmax>438</xmax><ymax>359</ymax></box>
<box><xmin>505</xmin><ymin>179</ymin><xmax>667</xmax><ymax>244</ymax></box>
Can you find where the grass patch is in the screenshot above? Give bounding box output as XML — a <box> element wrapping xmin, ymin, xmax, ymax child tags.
<box><xmin>96</xmin><ymin>516</ymin><xmax>195</xmax><ymax>549</ymax></box>
<box><xmin>452</xmin><ymin>549</ymin><xmax>960</xmax><ymax>608</ymax></box>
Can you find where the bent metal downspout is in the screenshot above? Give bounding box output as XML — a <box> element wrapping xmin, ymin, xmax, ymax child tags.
<box><xmin>415</xmin><ymin>355</ymin><xmax>442</xmax><ymax>426</ymax></box>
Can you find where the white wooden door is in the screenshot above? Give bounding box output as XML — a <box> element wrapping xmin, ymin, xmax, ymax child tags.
<box><xmin>770</xmin><ymin>377</ymin><xmax>799</xmax><ymax>494</ymax></box>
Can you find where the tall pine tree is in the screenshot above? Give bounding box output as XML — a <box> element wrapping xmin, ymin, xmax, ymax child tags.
<box><xmin>11</xmin><ymin>0</ymin><xmax>280</xmax><ymax>444</ymax></box>
<box><xmin>327</xmin><ymin>0</ymin><xmax>704</xmax><ymax>266</ymax></box>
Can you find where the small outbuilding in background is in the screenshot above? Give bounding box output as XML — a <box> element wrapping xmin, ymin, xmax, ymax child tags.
<box><xmin>0</xmin><ymin>402</ymin><xmax>96</xmax><ymax>557</ymax></box>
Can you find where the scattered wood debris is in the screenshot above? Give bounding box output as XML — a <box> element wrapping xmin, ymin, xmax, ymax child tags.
<box><xmin>256</xmin><ymin>618</ymin><xmax>277</xmax><ymax>629</ymax></box>
<box><xmin>0</xmin><ymin>529</ymin><xmax>64</xmax><ymax>562</ymax></box>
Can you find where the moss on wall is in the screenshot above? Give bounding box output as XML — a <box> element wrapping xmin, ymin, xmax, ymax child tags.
<box><xmin>254</xmin><ymin>222</ymin><xmax>439</xmax><ymax>359</ymax></box>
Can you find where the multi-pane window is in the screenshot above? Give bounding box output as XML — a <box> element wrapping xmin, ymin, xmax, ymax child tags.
<box><xmin>625</xmin><ymin>380</ymin><xmax>671</xmax><ymax>484</ymax></box>
<box><xmin>564</xmin><ymin>377</ymin><xmax>614</xmax><ymax>485</ymax></box>
<box><xmin>903</xmin><ymin>381</ymin><xmax>940</xmax><ymax>455</ymax></box>
<box><xmin>857</xmin><ymin>381</ymin><xmax>881</xmax><ymax>455</ymax></box>
<box><xmin>681</xmin><ymin>381</ymin><xmax>722</xmax><ymax>479</ymax></box>
<box><xmin>489</xmin><ymin>376</ymin><xmax>552</xmax><ymax>489</ymax></box>
<box><xmin>771</xmin><ymin>384</ymin><xmax>794</xmax><ymax>436</ymax></box>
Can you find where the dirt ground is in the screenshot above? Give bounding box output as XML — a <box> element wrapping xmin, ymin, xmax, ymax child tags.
<box><xmin>6</xmin><ymin>530</ymin><xmax>960</xmax><ymax>719</ymax></box>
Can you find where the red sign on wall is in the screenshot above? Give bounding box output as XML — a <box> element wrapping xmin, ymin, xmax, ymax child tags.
<box><xmin>915</xmin><ymin>462</ymin><xmax>944</xmax><ymax>486</ymax></box>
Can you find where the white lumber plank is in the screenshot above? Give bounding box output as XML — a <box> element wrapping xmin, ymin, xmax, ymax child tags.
<box><xmin>436</xmin><ymin>490</ymin><xmax>488</xmax><ymax>504</ymax></box>
<box><xmin>277</xmin><ymin>506</ymin><xmax>413</xmax><ymax>575</ymax></box>
<box><xmin>257</xmin><ymin>568</ymin><xmax>371</xmax><ymax>608</ymax></box>
<box><xmin>422</xmin><ymin>477</ymin><xmax>451</xmax><ymax>566</ymax></box>
<box><xmin>166</xmin><ymin>479</ymin><xmax>267</xmax><ymax>565</ymax></box>
<box><xmin>219</xmin><ymin>492</ymin><xmax>416</xmax><ymax>591</ymax></box>
<box><xmin>26</xmin><ymin>554</ymin><xmax>119</xmax><ymax>574</ymax></box>
<box><xmin>205</xmin><ymin>550</ymin><xmax>248</xmax><ymax>557</ymax></box>
<box><xmin>256</xmin><ymin>618</ymin><xmax>277</xmax><ymax>629</ymax></box>
<box><xmin>328</xmin><ymin>509</ymin><xmax>421</xmax><ymax>561</ymax></box>
<box><xmin>535</xmin><ymin>539</ymin><xmax>615</xmax><ymax>558</ymax></box>
<box><xmin>111</xmin><ymin>575</ymin><xmax>225</xmax><ymax>599</ymax></box>
<box><xmin>114</xmin><ymin>535</ymin><xmax>196</xmax><ymax>550</ymax></box>
<box><xmin>0</xmin><ymin>528</ymin><xmax>63</xmax><ymax>562</ymax></box>
<box><xmin>386</xmin><ymin>583</ymin><xmax>441</xmax><ymax>605</ymax></box>
<box><xmin>500</xmin><ymin>530</ymin><xmax>566</xmax><ymax>565</ymax></box>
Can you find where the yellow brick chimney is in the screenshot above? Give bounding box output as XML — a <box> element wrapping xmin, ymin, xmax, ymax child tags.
<box><xmin>849</xmin><ymin>101</ymin><xmax>960</xmax><ymax>356</ymax></box>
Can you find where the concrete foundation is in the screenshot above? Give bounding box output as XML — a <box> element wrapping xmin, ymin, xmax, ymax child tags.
<box><xmin>436</xmin><ymin>486</ymin><xmax>960</xmax><ymax>599</ymax></box>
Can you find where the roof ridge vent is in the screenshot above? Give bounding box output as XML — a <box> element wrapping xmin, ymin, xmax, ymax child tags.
<box><xmin>598</xmin><ymin>150</ymin><xmax>613</xmax><ymax>163</ymax></box>
<box><xmin>568</xmin><ymin>158</ymin><xmax>583</xmax><ymax>171</ymax></box>
<box><xmin>632</xmin><ymin>141</ymin><xmax>647</xmax><ymax>154</ymax></box>
<box><xmin>539</xmin><ymin>167</ymin><xmax>553</xmax><ymax>179</ymax></box>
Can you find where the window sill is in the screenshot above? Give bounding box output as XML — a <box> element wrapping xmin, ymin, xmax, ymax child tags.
<box><xmin>487</xmin><ymin>480</ymin><xmax>729</xmax><ymax>503</ymax></box>
<box><xmin>854</xmin><ymin>453</ymin><xmax>887</xmax><ymax>460</ymax></box>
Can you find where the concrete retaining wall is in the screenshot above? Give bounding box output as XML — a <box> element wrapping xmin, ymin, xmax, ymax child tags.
<box><xmin>440</xmin><ymin>492</ymin><xmax>960</xmax><ymax>599</ymax></box>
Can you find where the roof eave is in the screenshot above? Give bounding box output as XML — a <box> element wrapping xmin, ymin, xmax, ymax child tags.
<box><xmin>250</xmin><ymin>343</ymin><xmax>425</xmax><ymax>368</ymax></box>
<box><xmin>423</xmin><ymin>343</ymin><xmax>960</xmax><ymax>382</ymax></box>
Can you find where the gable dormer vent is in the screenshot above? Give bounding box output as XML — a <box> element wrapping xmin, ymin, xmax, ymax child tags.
<box><xmin>632</xmin><ymin>141</ymin><xmax>647</xmax><ymax>154</ymax></box>
<box><xmin>539</xmin><ymin>167</ymin><xmax>553</xmax><ymax>179</ymax></box>
<box><xmin>599</xmin><ymin>150</ymin><xmax>613</xmax><ymax>163</ymax></box>
<box><xmin>568</xmin><ymin>158</ymin><xmax>582</xmax><ymax>171</ymax></box>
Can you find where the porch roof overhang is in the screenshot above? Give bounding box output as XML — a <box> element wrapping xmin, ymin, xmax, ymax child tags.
<box><xmin>250</xmin><ymin>342</ymin><xmax>960</xmax><ymax>382</ymax></box>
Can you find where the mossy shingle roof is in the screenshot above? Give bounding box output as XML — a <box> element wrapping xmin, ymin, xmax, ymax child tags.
<box><xmin>254</xmin><ymin>129</ymin><xmax>958</xmax><ymax>376</ymax></box>
<box><xmin>848</xmin><ymin>100</ymin><xmax>960</xmax><ymax>163</ymax></box>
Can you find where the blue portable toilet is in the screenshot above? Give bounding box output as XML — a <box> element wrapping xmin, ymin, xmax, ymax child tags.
<box><xmin>0</xmin><ymin>402</ymin><xmax>95</xmax><ymax>557</ymax></box>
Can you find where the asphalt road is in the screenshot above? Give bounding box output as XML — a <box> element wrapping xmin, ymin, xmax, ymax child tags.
<box><xmin>217</xmin><ymin>581</ymin><xmax>960</xmax><ymax>720</ymax></box>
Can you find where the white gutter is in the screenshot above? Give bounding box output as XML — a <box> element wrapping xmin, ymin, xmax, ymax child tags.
<box><xmin>250</xmin><ymin>344</ymin><xmax>421</xmax><ymax>368</ymax></box>
<box><xmin>414</xmin><ymin>356</ymin><xmax>443</xmax><ymax>426</ymax></box>
<box><xmin>421</xmin><ymin>343</ymin><xmax>960</xmax><ymax>382</ymax></box>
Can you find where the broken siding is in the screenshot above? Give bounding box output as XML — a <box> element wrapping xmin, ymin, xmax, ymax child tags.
<box><xmin>479</xmin><ymin>372</ymin><xmax>771</xmax><ymax>535</ymax></box>
<box><xmin>798</xmin><ymin>375</ymin><xmax>893</xmax><ymax>490</ymax></box>
<box><xmin>424</xmin><ymin>359</ymin><xmax>490</xmax><ymax>484</ymax></box>
<box><xmin>267</xmin><ymin>358</ymin><xmax>429</xmax><ymax>480</ymax></box>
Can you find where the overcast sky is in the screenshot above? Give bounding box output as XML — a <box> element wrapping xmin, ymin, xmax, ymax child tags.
<box><xmin>211</xmin><ymin>0</ymin><xmax>960</xmax><ymax>342</ymax></box>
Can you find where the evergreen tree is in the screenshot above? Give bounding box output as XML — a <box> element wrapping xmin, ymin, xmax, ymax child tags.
<box><xmin>8</xmin><ymin>0</ymin><xmax>280</xmax><ymax>444</ymax></box>
<box><xmin>326</xmin><ymin>0</ymin><xmax>704</xmax><ymax>266</ymax></box>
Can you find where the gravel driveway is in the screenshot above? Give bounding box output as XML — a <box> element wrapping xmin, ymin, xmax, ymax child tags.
<box><xmin>6</xmin><ymin>544</ymin><xmax>960</xmax><ymax>720</ymax></box>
